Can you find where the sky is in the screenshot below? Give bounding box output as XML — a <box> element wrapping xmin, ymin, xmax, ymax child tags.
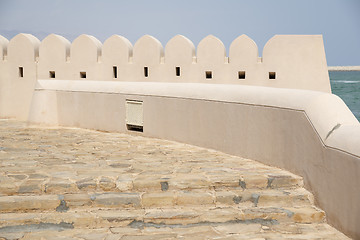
<box><xmin>0</xmin><ymin>0</ymin><xmax>359</xmax><ymax>66</ymax></box>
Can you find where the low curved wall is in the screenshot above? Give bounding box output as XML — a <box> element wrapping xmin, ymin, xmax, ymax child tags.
<box><xmin>29</xmin><ymin>80</ymin><xmax>360</xmax><ymax>239</ymax></box>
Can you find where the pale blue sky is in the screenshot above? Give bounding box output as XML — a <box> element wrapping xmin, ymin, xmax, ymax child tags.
<box><xmin>0</xmin><ymin>0</ymin><xmax>359</xmax><ymax>66</ymax></box>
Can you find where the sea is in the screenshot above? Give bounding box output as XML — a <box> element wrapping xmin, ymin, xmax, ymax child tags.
<box><xmin>329</xmin><ymin>71</ymin><xmax>360</xmax><ymax>121</ymax></box>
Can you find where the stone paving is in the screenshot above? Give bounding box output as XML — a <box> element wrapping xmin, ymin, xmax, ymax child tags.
<box><xmin>0</xmin><ymin>120</ymin><xmax>350</xmax><ymax>239</ymax></box>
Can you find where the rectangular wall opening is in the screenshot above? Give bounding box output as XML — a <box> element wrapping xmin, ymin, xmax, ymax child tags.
<box><xmin>176</xmin><ymin>66</ymin><xmax>181</xmax><ymax>76</ymax></box>
<box><xmin>19</xmin><ymin>67</ymin><xmax>23</xmax><ymax>78</ymax></box>
<box><xmin>238</xmin><ymin>71</ymin><xmax>245</xmax><ymax>79</ymax></box>
<box><xmin>80</xmin><ymin>72</ymin><xmax>86</xmax><ymax>79</ymax></box>
<box><xmin>126</xmin><ymin>124</ymin><xmax>143</xmax><ymax>132</ymax></box>
<box><xmin>205</xmin><ymin>71</ymin><xmax>212</xmax><ymax>79</ymax></box>
<box><xmin>113</xmin><ymin>66</ymin><xmax>118</xmax><ymax>78</ymax></box>
<box><xmin>126</xmin><ymin>100</ymin><xmax>144</xmax><ymax>133</ymax></box>
<box><xmin>144</xmin><ymin>67</ymin><xmax>148</xmax><ymax>77</ymax></box>
<box><xmin>269</xmin><ymin>72</ymin><xmax>276</xmax><ymax>80</ymax></box>
<box><xmin>49</xmin><ymin>71</ymin><xmax>55</xmax><ymax>78</ymax></box>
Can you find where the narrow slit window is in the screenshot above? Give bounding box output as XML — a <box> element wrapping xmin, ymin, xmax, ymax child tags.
<box><xmin>19</xmin><ymin>67</ymin><xmax>24</xmax><ymax>78</ymax></box>
<box><xmin>269</xmin><ymin>72</ymin><xmax>276</xmax><ymax>79</ymax></box>
<box><xmin>176</xmin><ymin>66</ymin><xmax>181</xmax><ymax>77</ymax></box>
<box><xmin>80</xmin><ymin>71</ymin><xmax>86</xmax><ymax>79</ymax></box>
<box><xmin>205</xmin><ymin>71</ymin><xmax>212</xmax><ymax>79</ymax></box>
<box><xmin>238</xmin><ymin>71</ymin><xmax>245</xmax><ymax>79</ymax></box>
<box><xmin>49</xmin><ymin>71</ymin><xmax>55</xmax><ymax>78</ymax></box>
<box><xmin>144</xmin><ymin>67</ymin><xmax>148</xmax><ymax>77</ymax></box>
<box><xmin>113</xmin><ymin>66</ymin><xmax>117</xmax><ymax>79</ymax></box>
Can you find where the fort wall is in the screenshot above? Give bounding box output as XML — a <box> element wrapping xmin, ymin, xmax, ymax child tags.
<box><xmin>0</xmin><ymin>33</ymin><xmax>332</xmax><ymax>120</ymax></box>
<box><xmin>0</xmin><ymin>33</ymin><xmax>358</xmax><ymax>238</ymax></box>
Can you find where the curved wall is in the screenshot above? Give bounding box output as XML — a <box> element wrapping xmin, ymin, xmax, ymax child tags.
<box><xmin>0</xmin><ymin>33</ymin><xmax>332</xmax><ymax>120</ymax></box>
<box><xmin>0</xmin><ymin>33</ymin><xmax>331</xmax><ymax>90</ymax></box>
<box><xmin>0</xmin><ymin>33</ymin><xmax>358</xmax><ymax>238</ymax></box>
<box><xmin>28</xmin><ymin>81</ymin><xmax>360</xmax><ymax>238</ymax></box>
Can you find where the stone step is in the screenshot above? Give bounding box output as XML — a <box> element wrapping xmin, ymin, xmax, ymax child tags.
<box><xmin>132</xmin><ymin>172</ymin><xmax>304</xmax><ymax>192</ymax></box>
<box><xmin>0</xmin><ymin>222</ymin><xmax>349</xmax><ymax>240</ymax></box>
<box><xmin>0</xmin><ymin>188</ymin><xmax>313</xmax><ymax>213</ymax></box>
<box><xmin>0</xmin><ymin>121</ymin><xmax>349</xmax><ymax>239</ymax></box>
<box><xmin>0</xmin><ymin>205</ymin><xmax>325</xmax><ymax>230</ymax></box>
<box><xmin>1</xmin><ymin>171</ymin><xmax>304</xmax><ymax>196</ymax></box>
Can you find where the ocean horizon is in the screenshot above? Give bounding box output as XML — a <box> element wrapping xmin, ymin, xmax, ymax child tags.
<box><xmin>329</xmin><ymin>71</ymin><xmax>360</xmax><ymax>121</ymax></box>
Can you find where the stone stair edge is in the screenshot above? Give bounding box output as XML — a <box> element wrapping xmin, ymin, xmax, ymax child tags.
<box><xmin>1</xmin><ymin>171</ymin><xmax>304</xmax><ymax>196</ymax></box>
<box><xmin>0</xmin><ymin>205</ymin><xmax>326</xmax><ymax>230</ymax></box>
<box><xmin>0</xmin><ymin>188</ymin><xmax>314</xmax><ymax>213</ymax></box>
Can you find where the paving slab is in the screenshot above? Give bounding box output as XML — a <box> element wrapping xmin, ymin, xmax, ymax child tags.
<box><xmin>0</xmin><ymin>120</ymin><xmax>350</xmax><ymax>239</ymax></box>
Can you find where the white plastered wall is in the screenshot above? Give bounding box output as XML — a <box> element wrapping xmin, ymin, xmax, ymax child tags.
<box><xmin>70</xmin><ymin>34</ymin><xmax>102</xmax><ymax>80</ymax></box>
<box><xmin>29</xmin><ymin>80</ymin><xmax>360</xmax><ymax>239</ymax></box>
<box><xmin>196</xmin><ymin>35</ymin><xmax>228</xmax><ymax>83</ymax></box>
<box><xmin>38</xmin><ymin>34</ymin><xmax>70</xmax><ymax>80</ymax></box>
<box><xmin>132</xmin><ymin>35</ymin><xmax>164</xmax><ymax>82</ymax></box>
<box><xmin>0</xmin><ymin>33</ymin><xmax>332</xmax><ymax>93</ymax></box>
<box><xmin>228</xmin><ymin>34</ymin><xmax>261</xmax><ymax>85</ymax></box>
<box><xmin>0</xmin><ymin>35</ymin><xmax>9</xmax><ymax>115</ymax></box>
<box><xmin>164</xmin><ymin>35</ymin><xmax>196</xmax><ymax>83</ymax></box>
<box><xmin>2</xmin><ymin>34</ymin><xmax>40</xmax><ymax>120</ymax></box>
<box><xmin>102</xmin><ymin>35</ymin><xmax>132</xmax><ymax>81</ymax></box>
<box><xmin>0</xmin><ymin>35</ymin><xmax>8</xmax><ymax>60</ymax></box>
<box><xmin>262</xmin><ymin>35</ymin><xmax>331</xmax><ymax>92</ymax></box>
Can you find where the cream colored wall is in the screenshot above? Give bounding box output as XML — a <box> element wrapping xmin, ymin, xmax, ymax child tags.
<box><xmin>196</xmin><ymin>35</ymin><xmax>228</xmax><ymax>83</ymax></box>
<box><xmin>132</xmin><ymin>35</ymin><xmax>164</xmax><ymax>82</ymax></box>
<box><xmin>28</xmin><ymin>89</ymin><xmax>58</xmax><ymax>125</ymax></box>
<box><xmin>0</xmin><ymin>35</ymin><xmax>9</xmax><ymax>115</ymax></box>
<box><xmin>102</xmin><ymin>35</ymin><xmax>133</xmax><ymax>81</ymax></box>
<box><xmin>1</xmin><ymin>32</ymin><xmax>358</xmax><ymax>238</ymax></box>
<box><xmin>38</xmin><ymin>34</ymin><xmax>70</xmax><ymax>80</ymax></box>
<box><xmin>39</xmin><ymin>33</ymin><xmax>332</xmax><ymax>92</ymax></box>
<box><xmin>29</xmin><ymin>80</ymin><xmax>360</xmax><ymax>239</ymax></box>
<box><xmin>228</xmin><ymin>34</ymin><xmax>260</xmax><ymax>85</ymax></box>
<box><xmin>0</xmin><ymin>33</ymin><xmax>331</xmax><ymax>97</ymax></box>
<box><xmin>1</xmin><ymin>34</ymin><xmax>40</xmax><ymax>120</ymax></box>
<box><xmin>0</xmin><ymin>35</ymin><xmax>8</xmax><ymax>60</ymax></box>
<box><xmin>262</xmin><ymin>35</ymin><xmax>331</xmax><ymax>92</ymax></box>
<box><xmin>70</xmin><ymin>34</ymin><xmax>102</xmax><ymax>80</ymax></box>
<box><xmin>164</xmin><ymin>35</ymin><xmax>196</xmax><ymax>83</ymax></box>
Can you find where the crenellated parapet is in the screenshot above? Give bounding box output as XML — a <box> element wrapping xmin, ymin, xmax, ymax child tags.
<box><xmin>0</xmin><ymin>33</ymin><xmax>359</xmax><ymax>239</ymax></box>
<box><xmin>0</xmin><ymin>33</ymin><xmax>331</xmax><ymax>92</ymax></box>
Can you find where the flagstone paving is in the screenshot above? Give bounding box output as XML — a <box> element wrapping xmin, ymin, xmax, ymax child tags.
<box><xmin>0</xmin><ymin>120</ymin><xmax>349</xmax><ymax>239</ymax></box>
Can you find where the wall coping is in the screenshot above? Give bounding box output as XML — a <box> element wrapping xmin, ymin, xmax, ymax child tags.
<box><xmin>35</xmin><ymin>79</ymin><xmax>360</xmax><ymax>157</ymax></box>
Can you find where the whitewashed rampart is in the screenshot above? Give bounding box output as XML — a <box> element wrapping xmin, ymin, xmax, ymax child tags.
<box><xmin>0</xmin><ymin>33</ymin><xmax>359</xmax><ymax>239</ymax></box>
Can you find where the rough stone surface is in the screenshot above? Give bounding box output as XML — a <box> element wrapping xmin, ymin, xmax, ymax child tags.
<box><xmin>141</xmin><ymin>192</ymin><xmax>176</xmax><ymax>207</ymax></box>
<box><xmin>0</xmin><ymin>120</ymin><xmax>350</xmax><ymax>239</ymax></box>
<box><xmin>0</xmin><ymin>195</ymin><xmax>60</xmax><ymax>213</ymax></box>
<box><xmin>93</xmin><ymin>193</ymin><xmax>141</xmax><ymax>208</ymax></box>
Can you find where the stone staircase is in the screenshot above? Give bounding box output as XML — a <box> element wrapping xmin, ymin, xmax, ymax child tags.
<box><xmin>0</xmin><ymin>120</ymin><xmax>349</xmax><ymax>239</ymax></box>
